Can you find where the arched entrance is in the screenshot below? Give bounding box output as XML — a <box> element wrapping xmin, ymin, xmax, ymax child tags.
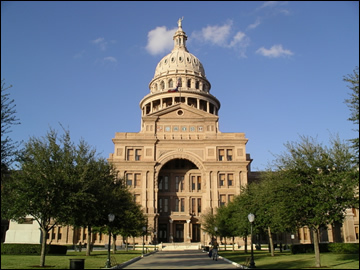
<box><xmin>156</xmin><ymin>158</ymin><xmax>202</xmax><ymax>243</ymax></box>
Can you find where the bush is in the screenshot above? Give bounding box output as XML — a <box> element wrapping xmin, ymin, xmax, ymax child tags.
<box><xmin>328</xmin><ymin>243</ymin><xmax>359</xmax><ymax>254</ymax></box>
<box><xmin>1</xmin><ymin>244</ymin><xmax>67</xmax><ymax>255</ymax></box>
<box><xmin>290</xmin><ymin>243</ymin><xmax>359</xmax><ymax>254</ymax></box>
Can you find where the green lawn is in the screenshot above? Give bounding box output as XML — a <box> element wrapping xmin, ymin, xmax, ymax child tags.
<box><xmin>219</xmin><ymin>250</ymin><xmax>359</xmax><ymax>269</ymax></box>
<box><xmin>0</xmin><ymin>250</ymin><xmax>142</xmax><ymax>269</ymax></box>
<box><xmin>1</xmin><ymin>249</ymin><xmax>359</xmax><ymax>269</ymax></box>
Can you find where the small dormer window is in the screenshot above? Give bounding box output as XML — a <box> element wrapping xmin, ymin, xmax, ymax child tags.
<box><xmin>195</xmin><ymin>81</ymin><xmax>199</xmax><ymax>89</ymax></box>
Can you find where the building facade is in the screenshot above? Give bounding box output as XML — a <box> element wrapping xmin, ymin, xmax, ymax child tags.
<box><xmin>107</xmin><ymin>19</ymin><xmax>251</xmax><ymax>245</ymax></box>
<box><xmin>4</xmin><ymin>20</ymin><xmax>358</xmax><ymax>247</ymax></box>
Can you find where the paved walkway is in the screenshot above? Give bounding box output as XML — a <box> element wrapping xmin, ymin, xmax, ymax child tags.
<box><xmin>120</xmin><ymin>250</ymin><xmax>242</xmax><ymax>269</ymax></box>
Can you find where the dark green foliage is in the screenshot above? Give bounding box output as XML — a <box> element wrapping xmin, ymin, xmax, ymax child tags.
<box><xmin>343</xmin><ymin>66</ymin><xmax>359</xmax><ymax>164</ymax></box>
<box><xmin>1</xmin><ymin>79</ymin><xmax>21</xmax><ymax>178</ymax></box>
<box><xmin>290</xmin><ymin>243</ymin><xmax>359</xmax><ymax>254</ymax></box>
<box><xmin>1</xmin><ymin>244</ymin><xmax>67</xmax><ymax>255</ymax></box>
<box><xmin>328</xmin><ymin>243</ymin><xmax>359</xmax><ymax>254</ymax></box>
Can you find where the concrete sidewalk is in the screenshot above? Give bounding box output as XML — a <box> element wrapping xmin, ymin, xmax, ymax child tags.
<box><xmin>119</xmin><ymin>250</ymin><xmax>244</xmax><ymax>269</ymax></box>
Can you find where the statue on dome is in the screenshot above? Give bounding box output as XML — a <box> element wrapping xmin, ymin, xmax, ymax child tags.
<box><xmin>177</xmin><ymin>17</ymin><xmax>184</xmax><ymax>28</ymax></box>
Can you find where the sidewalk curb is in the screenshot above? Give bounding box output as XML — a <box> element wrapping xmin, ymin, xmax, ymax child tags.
<box><xmin>114</xmin><ymin>250</ymin><xmax>158</xmax><ymax>269</ymax></box>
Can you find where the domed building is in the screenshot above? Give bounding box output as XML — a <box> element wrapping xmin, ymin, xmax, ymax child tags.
<box><xmin>107</xmin><ymin>19</ymin><xmax>252</xmax><ymax>245</ymax></box>
<box><xmin>4</xmin><ymin>19</ymin><xmax>357</xmax><ymax>251</ymax></box>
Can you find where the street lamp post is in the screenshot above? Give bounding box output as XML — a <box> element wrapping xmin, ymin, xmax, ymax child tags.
<box><xmin>105</xmin><ymin>214</ymin><xmax>115</xmax><ymax>268</ymax></box>
<box><xmin>248</xmin><ymin>213</ymin><xmax>256</xmax><ymax>268</ymax></box>
<box><xmin>142</xmin><ymin>226</ymin><xmax>146</xmax><ymax>256</ymax></box>
<box><xmin>214</xmin><ymin>226</ymin><xmax>218</xmax><ymax>241</ymax></box>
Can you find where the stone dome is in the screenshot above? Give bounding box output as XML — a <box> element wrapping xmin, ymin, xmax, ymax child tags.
<box><xmin>149</xmin><ymin>18</ymin><xmax>211</xmax><ymax>94</ymax></box>
<box><xmin>154</xmin><ymin>50</ymin><xmax>206</xmax><ymax>78</ymax></box>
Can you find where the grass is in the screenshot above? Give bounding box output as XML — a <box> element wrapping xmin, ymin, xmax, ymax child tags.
<box><xmin>0</xmin><ymin>250</ymin><xmax>143</xmax><ymax>269</ymax></box>
<box><xmin>1</xmin><ymin>249</ymin><xmax>359</xmax><ymax>269</ymax></box>
<box><xmin>219</xmin><ymin>249</ymin><xmax>359</xmax><ymax>269</ymax></box>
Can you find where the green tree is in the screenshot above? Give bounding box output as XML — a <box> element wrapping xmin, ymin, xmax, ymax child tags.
<box><xmin>343</xmin><ymin>66</ymin><xmax>359</xmax><ymax>164</ymax></box>
<box><xmin>1</xmin><ymin>128</ymin><xmax>76</xmax><ymax>267</ymax></box>
<box><xmin>1</xmin><ymin>79</ymin><xmax>20</xmax><ymax>179</ymax></box>
<box><xmin>271</xmin><ymin>135</ymin><xmax>358</xmax><ymax>267</ymax></box>
<box><xmin>251</xmin><ymin>171</ymin><xmax>301</xmax><ymax>256</ymax></box>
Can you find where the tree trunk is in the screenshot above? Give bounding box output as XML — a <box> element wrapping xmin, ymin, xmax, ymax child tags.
<box><xmin>244</xmin><ymin>236</ymin><xmax>248</xmax><ymax>254</ymax></box>
<box><xmin>132</xmin><ymin>237</ymin><xmax>135</xmax><ymax>250</ymax></box>
<box><xmin>86</xmin><ymin>226</ymin><xmax>91</xmax><ymax>256</ymax></box>
<box><xmin>40</xmin><ymin>226</ymin><xmax>47</xmax><ymax>267</ymax></box>
<box><xmin>268</xmin><ymin>226</ymin><xmax>274</xmax><ymax>257</ymax></box>
<box><xmin>313</xmin><ymin>227</ymin><xmax>321</xmax><ymax>268</ymax></box>
<box><xmin>232</xmin><ymin>236</ymin><xmax>235</xmax><ymax>251</ymax></box>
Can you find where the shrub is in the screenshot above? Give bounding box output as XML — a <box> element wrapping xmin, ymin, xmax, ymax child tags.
<box><xmin>290</xmin><ymin>243</ymin><xmax>358</xmax><ymax>254</ymax></box>
<box><xmin>328</xmin><ymin>243</ymin><xmax>359</xmax><ymax>254</ymax></box>
<box><xmin>1</xmin><ymin>244</ymin><xmax>67</xmax><ymax>255</ymax></box>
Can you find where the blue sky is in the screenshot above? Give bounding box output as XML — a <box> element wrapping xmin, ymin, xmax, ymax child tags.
<box><xmin>1</xmin><ymin>1</ymin><xmax>359</xmax><ymax>171</ymax></box>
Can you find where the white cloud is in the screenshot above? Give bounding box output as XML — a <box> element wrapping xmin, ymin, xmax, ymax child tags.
<box><xmin>146</xmin><ymin>26</ymin><xmax>177</xmax><ymax>55</ymax></box>
<box><xmin>191</xmin><ymin>22</ymin><xmax>250</xmax><ymax>57</ymax></box>
<box><xmin>256</xmin><ymin>44</ymin><xmax>293</xmax><ymax>58</ymax></box>
<box><xmin>91</xmin><ymin>37</ymin><xmax>108</xmax><ymax>51</ymax></box>
<box><xmin>104</xmin><ymin>56</ymin><xmax>117</xmax><ymax>63</ymax></box>
<box><xmin>257</xmin><ymin>1</ymin><xmax>290</xmax><ymax>15</ymax></box>
<box><xmin>247</xmin><ymin>18</ymin><xmax>261</xmax><ymax>30</ymax></box>
<box><xmin>199</xmin><ymin>23</ymin><xmax>232</xmax><ymax>46</ymax></box>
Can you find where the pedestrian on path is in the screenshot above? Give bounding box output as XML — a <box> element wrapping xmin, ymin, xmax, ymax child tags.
<box><xmin>212</xmin><ymin>240</ymin><xmax>219</xmax><ymax>261</ymax></box>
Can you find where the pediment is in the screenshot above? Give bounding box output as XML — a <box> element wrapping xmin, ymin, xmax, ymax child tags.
<box><xmin>145</xmin><ymin>103</ymin><xmax>218</xmax><ymax>120</ymax></box>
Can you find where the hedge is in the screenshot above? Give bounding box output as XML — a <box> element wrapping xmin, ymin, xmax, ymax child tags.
<box><xmin>1</xmin><ymin>243</ymin><xmax>67</xmax><ymax>255</ymax></box>
<box><xmin>290</xmin><ymin>243</ymin><xmax>359</xmax><ymax>254</ymax></box>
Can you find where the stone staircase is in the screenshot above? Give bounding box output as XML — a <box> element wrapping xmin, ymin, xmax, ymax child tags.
<box><xmin>160</xmin><ymin>242</ymin><xmax>202</xmax><ymax>251</ymax></box>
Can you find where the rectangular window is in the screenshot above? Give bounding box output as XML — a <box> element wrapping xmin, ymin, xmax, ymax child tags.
<box><xmin>198</xmin><ymin>198</ymin><xmax>201</xmax><ymax>213</ymax></box>
<box><xmin>126</xmin><ymin>174</ymin><xmax>133</xmax><ymax>187</ymax></box>
<box><xmin>191</xmin><ymin>176</ymin><xmax>196</xmax><ymax>191</ymax></box>
<box><xmin>219</xmin><ymin>174</ymin><xmax>225</xmax><ymax>187</ymax></box>
<box><xmin>58</xmin><ymin>227</ymin><xmax>62</xmax><ymax>240</ymax></box>
<box><xmin>227</xmin><ymin>149</ymin><xmax>233</xmax><ymax>161</ymax></box>
<box><xmin>180</xmin><ymin>198</ymin><xmax>185</xmax><ymax>212</ymax></box>
<box><xmin>164</xmin><ymin>176</ymin><xmax>169</xmax><ymax>190</ymax></box>
<box><xmin>164</xmin><ymin>198</ymin><xmax>169</xmax><ymax>213</ymax></box>
<box><xmin>228</xmin><ymin>174</ymin><xmax>233</xmax><ymax>186</ymax></box>
<box><xmin>180</xmin><ymin>176</ymin><xmax>184</xmax><ymax>191</ymax></box>
<box><xmin>220</xmin><ymin>195</ymin><xmax>226</xmax><ymax>207</ymax></box>
<box><xmin>175</xmin><ymin>177</ymin><xmax>179</xmax><ymax>192</ymax></box>
<box><xmin>197</xmin><ymin>176</ymin><xmax>201</xmax><ymax>190</ymax></box>
<box><xmin>127</xmin><ymin>149</ymin><xmax>134</xmax><ymax>161</ymax></box>
<box><xmin>219</xmin><ymin>149</ymin><xmax>224</xmax><ymax>161</ymax></box>
<box><xmin>192</xmin><ymin>198</ymin><xmax>196</xmax><ymax>214</ymax></box>
<box><xmin>135</xmin><ymin>149</ymin><xmax>142</xmax><ymax>160</ymax></box>
<box><xmin>175</xmin><ymin>198</ymin><xmax>179</xmax><ymax>212</ymax></box>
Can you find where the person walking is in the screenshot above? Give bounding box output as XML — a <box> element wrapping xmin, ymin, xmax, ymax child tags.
<box><xmin>212</xmin><ymin>240</ymin><xmax>219</xmax><ymax>261</ymax></box>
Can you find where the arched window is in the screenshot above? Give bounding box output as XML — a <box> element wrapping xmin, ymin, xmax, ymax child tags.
<box><xmin>154</xmin><ymin>83</ymin><xmax>158</xmax><ymax>91</ymax></box>
<box><xmin>177</xmin><ymin>78</ymin><xmax>182</xmax><ymax>87</ymax></box>
<box><xmin>187</xmin><ymin>79</ymin><xmax>191</xmax><ymax>88</ymax></box>
<box><xmin>169</xmin><ymin>79</ymin><xmax>173</xmax><ymax>88</ymax></box>
<box><xmin>160</xmin><ymin>81</ymin><xmax>165</xmax><ymax>90</ymax></box>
